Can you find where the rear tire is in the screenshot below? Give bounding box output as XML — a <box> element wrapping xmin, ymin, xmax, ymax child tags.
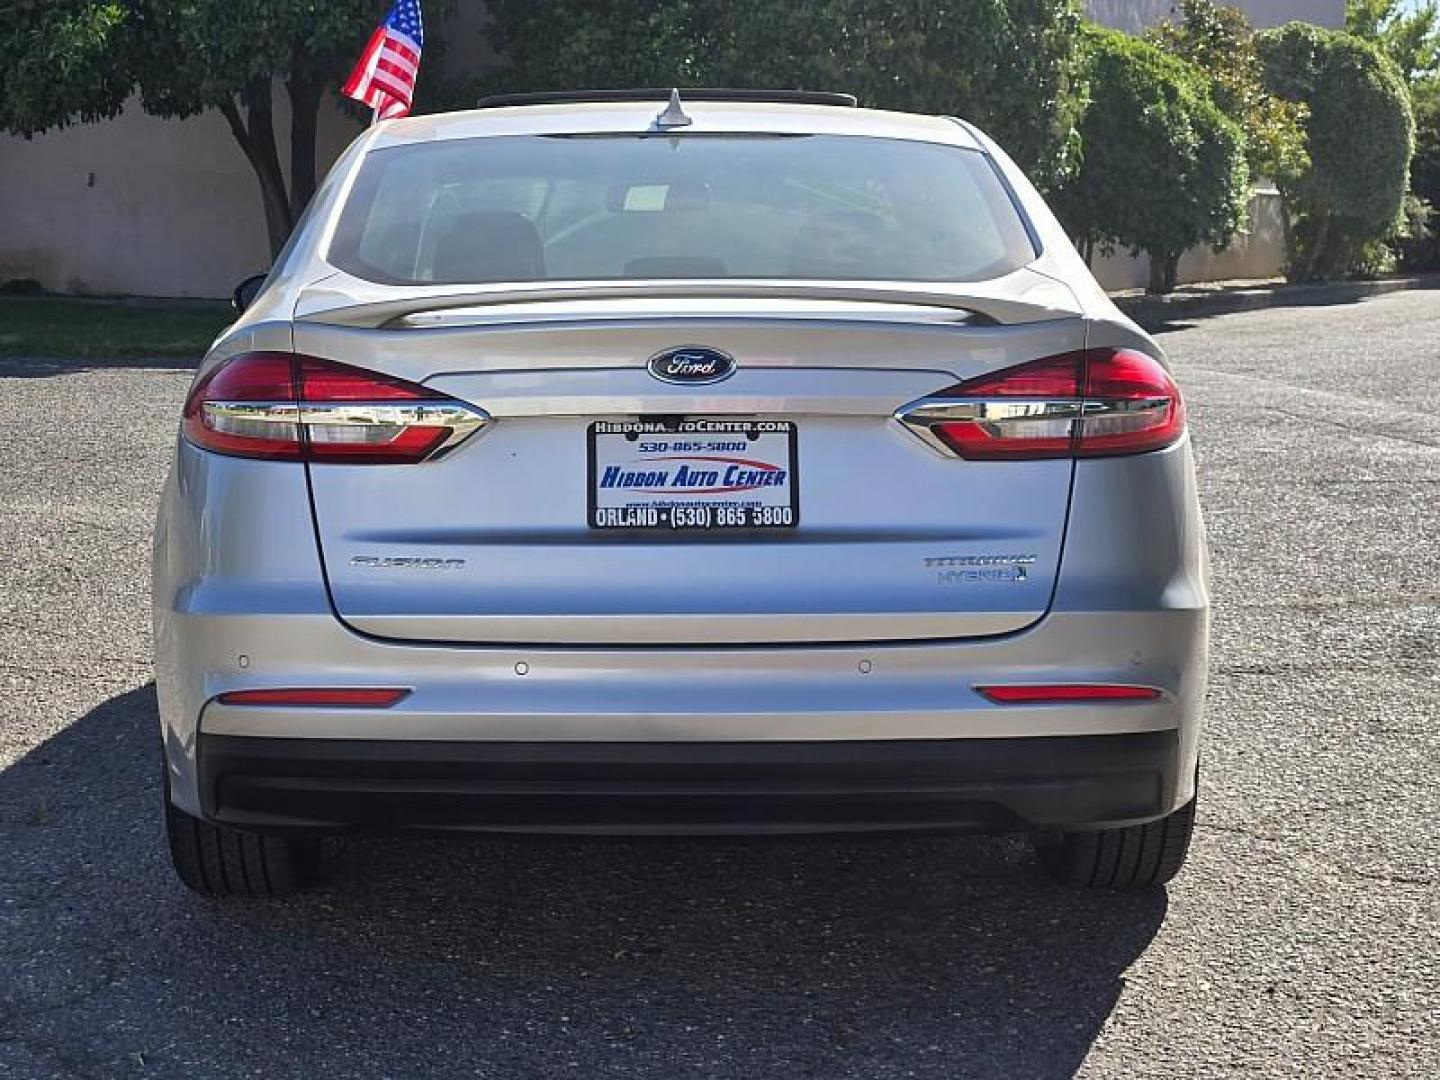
<box><xmin>1036</xmin><ymin>794</ymin><xmax>1196</xmax><ymax>891</ymax></box>
<box><xmin>165</xmin><ymin>797</ymin><xmax>320</xmax><ymax>897</ymax></box>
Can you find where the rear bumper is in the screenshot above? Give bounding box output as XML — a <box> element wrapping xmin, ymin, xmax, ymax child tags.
<box><xmin>154</xmin><ymin>437</ymin><xmax>1209</xmax><ymax>826</ymax></box>
<box><xmin>198</xmin><ymin>730</ymin><xmax>1180</xmax><ymax>835</ymax></box>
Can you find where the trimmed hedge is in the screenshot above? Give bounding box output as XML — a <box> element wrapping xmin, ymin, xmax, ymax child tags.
<box><xmin>1257</xmin><ymin>23</ymin><xmax>1415</xmax><ymax>280</ymax></box>
<box><xmin>481</xmin><ymin>0</ymin><xmax>1087</xmax><ymax>190</ymax></box>
<box><xmin>1055</xmin><ymin>26</ymin><xmax>1249</xmax><ymax>294</ymax></box>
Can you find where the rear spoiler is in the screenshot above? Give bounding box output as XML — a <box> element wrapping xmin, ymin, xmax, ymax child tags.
<box><xmin>295</xmin><ymin>273</ymin><xmax>1084</xmax><ymax>329</ymax></box>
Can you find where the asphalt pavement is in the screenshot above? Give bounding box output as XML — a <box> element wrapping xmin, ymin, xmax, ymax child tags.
<box><xmin>1</xmin><ymin>290</ymin><xmax>1436</xmax><ymax>1078</ymax></box>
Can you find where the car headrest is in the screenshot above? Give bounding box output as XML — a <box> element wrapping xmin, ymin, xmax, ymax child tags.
<box><xmin>787</xmin><ymin>211</ymin><xmax>894</xmax><ymax>278</ymax></box>
<box><xmin>431</xmin><ymin>211</ymin><xmax>545</xmax><ymax>283</ymax></box>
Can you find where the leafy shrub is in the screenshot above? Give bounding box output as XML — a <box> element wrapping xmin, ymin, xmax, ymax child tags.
<box><xmin>1054</xmin><ymin>26</ymin><xmax>1249</xmax><ymax>294</ymax></box>
<box><xmin>1257</xmin><ymin>23</ymin><xmax>1415</xmax><ymax>280</ymax></box>
<box><xmin>1391</xmin><ymin>193</ymin><xmax>1435</xmax><ymax>271</ymax></box>
<box><xmin>1402</xmin><ymin>78</ymin><xmax>1440</xmax><ymax>268</ymax></box>
<box><xmin>0</xmin><ymin>278</ymin><xmax>46</xmax><ymax>296</ymax></box>
<box><xmin>1148</xmin><ymin>0</ymin><xmax>1308</xmax><ymax>188</ymax></box>
<box><xmin>481</xmin><ymin>0</ymin><xmax>1088</xmax><ymax>190</ymax></box>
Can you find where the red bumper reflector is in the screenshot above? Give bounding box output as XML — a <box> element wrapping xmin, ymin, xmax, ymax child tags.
<box><xmin>216</xmin><ymin>688</ymin><xmax>411</xmax><ymax>707</ymax></box>
<box><xmin>976</xmin><ymin>684</ymin><xmax>1162</xmax><ymax>704</ymax></box>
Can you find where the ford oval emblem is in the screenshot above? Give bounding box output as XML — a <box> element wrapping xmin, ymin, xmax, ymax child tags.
<box><xmin>647</xmin><ymin>346</ymin><xmax>736</xmax><ymax>385</ymax></box>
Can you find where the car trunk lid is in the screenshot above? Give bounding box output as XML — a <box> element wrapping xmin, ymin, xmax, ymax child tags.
<box><xmin>297</xmin><ymin>279</ymin><xmax>1084</xmax><ymax>646</ymax></box>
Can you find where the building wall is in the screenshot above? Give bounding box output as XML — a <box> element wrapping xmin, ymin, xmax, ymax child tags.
<box><xmin>0</xmin><ymin>92</ymin><xmax>363</xmax><ymax>299</ymax></box>
<box><xmin>1085</xmin><ymin>0</ymin><xmax>1344</xmax><ymax>33</ymax></box>
<box><xmin>0</xmin><ymin>6</ymin><xmax>495</xmax><ymax>300</ymax></box>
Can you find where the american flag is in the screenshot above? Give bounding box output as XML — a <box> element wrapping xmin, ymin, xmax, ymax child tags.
<box><xmin>342</xmin><ymin>0</ymin><xmax>424</xmax><ymax>121</ymax></box>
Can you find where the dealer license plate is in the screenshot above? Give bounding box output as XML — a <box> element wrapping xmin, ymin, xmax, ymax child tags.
<box><xmin>588</xmin><ymin>419</ymin><xmax>799</xmax><ymax>531</ymax></box>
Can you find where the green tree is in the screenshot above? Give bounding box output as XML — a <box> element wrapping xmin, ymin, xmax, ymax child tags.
<box><xmin>1402</xmin><ymin>76</ymin><xmax>1440</xmax><ymax>267</ymax></box>
<box><xmin>481</xmin><ymin>0</ymin><xmax>1089</xmax><ymax>191</ymax></box>
<box><xmin>1347</xmin><ymin>4</ymin><xmax>1440</xmax><ymax>269</ymax></box>
<box><xmin>1418</xmin><ymin>79</ymin><xmax>1440</xmax><ymax>191</ymax></box>
<box><xmin>1257</xmin><ymin>23</ymin><xmax>1415</xmax><ymax>281</ymax></box>
<box><xmin>1055</xmin><ymin>26</ymin><xmax>1248</xmax><ymax>294</ymax></box>
<box><xmin>0</xmin><ymin>3</ymin><xmax>132</xmax><ymax>134</ymax></box>
<box><xmin>0</xmin><ymin>1</ymin><xmax>456</xmax><ymax>257</ymax></box>
<box><xmin>1346</xmin><ymin>0</ymin><xmax>1440</xmax><ymax>84</ymax></box>
<box><xmin>1148</xmin><ymin>0</ymin><xmax>1308</xmax><ymax>187</ymax></box>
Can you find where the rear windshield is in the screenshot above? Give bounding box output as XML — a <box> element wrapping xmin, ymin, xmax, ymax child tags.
<box><xmin>327</xmin><ymin>134</ymin><xmax>1037</xmax><ymax>286</ymax></box>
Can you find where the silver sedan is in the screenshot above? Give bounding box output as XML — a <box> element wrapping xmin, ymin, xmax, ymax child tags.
<box><xmin>153</xmin><ymin>90</ymin><xmax>1207</xmax><ymax>896</ymax></box>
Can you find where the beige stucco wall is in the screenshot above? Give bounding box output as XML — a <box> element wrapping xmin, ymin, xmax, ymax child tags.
<box><xmin>1085</xmin><ymin>0</ymin><xmax>1344</xmax><ymax>33</ymax></box>
<box><xmin>0</xmin><ymin>7</ymin><xmax>492</xmax><ymax>300</ymax></box>
<box><xmin>0</xmin><ymin>91</ymin><xmax>363</xmax><ymax>299</ymax></box>
<box><xmin>1090</xmin><ymin>188</ymin><xmax>1288</xmax><ymax>290</ymax></box>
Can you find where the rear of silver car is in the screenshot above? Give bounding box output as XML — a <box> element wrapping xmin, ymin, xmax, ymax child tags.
<box><xmin>153</xmin><ymin>95</ymin><xmax>1207</xmax><ymax>896</ymax></box>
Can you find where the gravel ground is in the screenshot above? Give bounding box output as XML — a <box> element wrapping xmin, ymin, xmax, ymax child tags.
<box><xmin>1</xmin><ymin>291</ymin><xmax>1436</xmax><ymax>1078</ymax></box>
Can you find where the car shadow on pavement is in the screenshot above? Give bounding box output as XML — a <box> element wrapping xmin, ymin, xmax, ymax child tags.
<box><xmin>2</xmin><ymin>684</ymin><xmax>1168</xmax><ymax>1079</ymax></box>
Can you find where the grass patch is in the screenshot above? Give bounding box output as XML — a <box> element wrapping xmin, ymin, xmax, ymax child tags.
<box><xmin>0</xmin><ymin>296</ymin><xmax>233</xmax><ymax>359</ymax></box>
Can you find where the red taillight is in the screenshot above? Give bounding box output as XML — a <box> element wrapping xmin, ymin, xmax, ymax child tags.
<box><xmin>976</xmin><ymin>684</ymin><xmax>1162</xmax><ymax>704</ymax></box>
<box><xmin>215</xmin><ymin>688</ymin><xmax>411</xmax><ymax>707</ymax></box>
<box><xmin>181</xmin><ymin>352</ymin><xmax>302</xmax><ymax>460</ymax></box>
<box><xmin>296</xmin><ymin>356</ymin><xmax>443</xmax><ymax>401</ymax></box>
<box><xmin>1074</xmin><ymin>348</ymin><xmax>1187</xmax><ymax>458</ymax></box>
<box><xmin>943</xmin><ymin>353</ymin><xmax>1083</xmax><ymax>398</ymax></box>
<box><xmin>900</xmin><ymin>348</ymin><xmax>1185</xmax><ymax>460</ymax></box>
<box><xmin>182</xmin><ymin>353</ymin><xmax>486</xmax><ymax>464</ymax></box>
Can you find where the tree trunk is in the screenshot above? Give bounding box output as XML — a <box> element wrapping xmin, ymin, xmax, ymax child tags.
<box><xmin>218</xmin><ymin>92</ymin><xmax>294</xmax><ymax>260</ymax></box>
<box><xmin>1301</xmin><ymin>212</ymin><xmax>1331</xmax><ymax>283</ymax></box>
<box><xmin>243</xmin><ymin>80</ymin><xmax>294</xmax><ymax>257</ymax></box>
<box><xmin>217</xmin><ymin>74</ymin><xmax>328</xmax><ymax>262</ymax></box>
<box><xmin>1277</xmin><ymin>194</ymin><xmax>1299</xmax><ymax>282</ymax></box>
<box><xmin>286</xmin><ymin>69</ymin><xmax>323</xmax><ymax>219</ymax></box>
<box><xmin>1146</xmin><ymin>249</ymin><xmax>1179</xmax><ymax>295</ymax></box>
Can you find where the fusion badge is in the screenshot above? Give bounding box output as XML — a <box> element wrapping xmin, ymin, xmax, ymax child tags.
<box><xmin>350</xmin><ymin>556</ymin><xmax>466</xmax><ymax>570</ymax></box>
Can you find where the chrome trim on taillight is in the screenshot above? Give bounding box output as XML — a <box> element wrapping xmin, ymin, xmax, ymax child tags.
<box><xmin>894</xmin><ymin>397</ymin><xmax>1082</xmax><ymax>457</ymax></box>
<box><xmin>202</xmin><ymin>402</ymin><xmax>302</xmax><ymax>423</ymax></box>
<box><xmin>299</xmin><ymin>402</ymin><xmax>489</xmax><ymax>455</ymax></box>
<box><xmin>893</xmin><ymin>396</ymin><xmax>1173</xmax><ymax>458</ymax></box>
<box><xmin>898</xmin><ymin>398</ymin><xmax>1087</xmax><ymax>422</ymax></box>
<box><xmin>203</xmin><ymin>400</ymin><xmax>489</xmax><ymax>458</ymax></box>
